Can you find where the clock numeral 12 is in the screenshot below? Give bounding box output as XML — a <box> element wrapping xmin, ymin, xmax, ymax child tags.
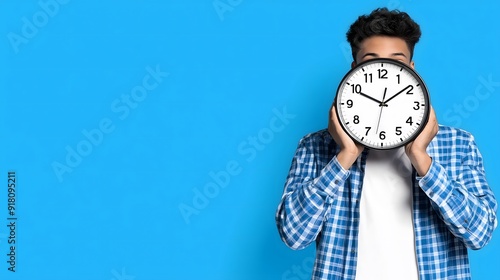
<box><xmin>378</xmin><ymin>69</ymin><xmax>388</xmax><ymax>79</ymax></box>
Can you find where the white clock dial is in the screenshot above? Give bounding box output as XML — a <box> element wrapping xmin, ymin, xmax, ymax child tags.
<box><xmin>335</xmin><ymin>58</ymin><xmax>430</xmax><ymax>150</ymax></box>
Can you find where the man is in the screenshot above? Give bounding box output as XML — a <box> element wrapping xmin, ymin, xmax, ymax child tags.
<box><xmin>275</xmin><ymin>8</ymin><xmax>497</xmax><ymax>280</ymax></box>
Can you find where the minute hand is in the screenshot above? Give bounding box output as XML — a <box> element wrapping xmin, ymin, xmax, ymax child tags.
<box><xmin>384</xmin><ymin>85</ymin><xmax>413</xmax><ymax>105</ymax></box>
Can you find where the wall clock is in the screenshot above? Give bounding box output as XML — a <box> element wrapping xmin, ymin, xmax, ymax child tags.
<box><xmin>335</xmin><ymin>58</ymin><xmax>430</xmax><ymax>149</ymax></box>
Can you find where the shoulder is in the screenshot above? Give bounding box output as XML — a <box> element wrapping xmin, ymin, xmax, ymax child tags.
<box><xmin>436</xmin><ymin>124</ymin><xmax>475</xmax><ymax>142</ymax></box>
<box><xmin>429</xmin><ymin>125</ymin><xmax>478</xmax><ymax>157</ymax></box>
<box><xmin>294</xmin><ymin>128</ymin><xmax>338</xmax><ymax>155</ymax></box>
<box><xmin>298</xmin><ymin>128</ymin><xmax>333</xmax><ymax>145</ymax></box>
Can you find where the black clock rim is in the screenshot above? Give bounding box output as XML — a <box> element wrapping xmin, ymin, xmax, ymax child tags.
<box><xmin>334</xmin><ymin>58</ymin><xmax>431</xmax><ymax>150</ymax></box>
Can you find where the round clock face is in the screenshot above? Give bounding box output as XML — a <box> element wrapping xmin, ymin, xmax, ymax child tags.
<box><xmin>335</xmin><ymin>58</ymin><xmax>430</xmax><ymax>150</ymax></box>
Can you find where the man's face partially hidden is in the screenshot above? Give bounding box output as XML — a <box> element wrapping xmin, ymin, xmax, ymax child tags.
<box><xmin>353</xmin><ymin>35</ymin><xmax>414</xmax><ymax>68</ymax></box>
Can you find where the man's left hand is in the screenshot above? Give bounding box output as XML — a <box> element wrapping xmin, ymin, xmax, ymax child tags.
<box><xmin>405</xmin><ymin>106</ymin><xmax>439</xmax><ymax>176</ymax></box>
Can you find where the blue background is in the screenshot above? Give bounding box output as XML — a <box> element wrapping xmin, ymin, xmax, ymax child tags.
<box><xmin>1</xmin><ymin>0</ymin><xmax>499</xmax><ymax>279</ymax></box>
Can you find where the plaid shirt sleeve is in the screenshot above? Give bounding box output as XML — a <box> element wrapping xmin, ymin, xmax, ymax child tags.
<box><xmin>275</xmin><ymin>133</ymin><xmax>349</xmax><ymax>250</ymax></box>
<box><xmin>417</xmin><ymin>128</ymin><xmax>498</xmax><ymax>249</ymax></box>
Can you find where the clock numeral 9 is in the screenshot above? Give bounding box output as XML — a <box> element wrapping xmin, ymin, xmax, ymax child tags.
<box><xmin>347</xmin><ymin>99</ymin><xmax>353</xmax><ymax>108</ymax></box>
<box><xmin>353</xmin><ymin>115</ymin><xmax>360</xmax><ymax>124</ymax></box>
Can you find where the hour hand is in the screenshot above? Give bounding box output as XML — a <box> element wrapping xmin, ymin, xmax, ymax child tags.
<box><xmin>358</xmin><ymin>91</ymin><xmax>384</xmax><ymax>105</ymax></box>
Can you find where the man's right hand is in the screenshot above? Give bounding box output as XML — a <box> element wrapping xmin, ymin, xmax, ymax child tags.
<box><xmin>328</xmin><ymin>103</ymin><xmax>364</xmax><ymax>170</ymax></box>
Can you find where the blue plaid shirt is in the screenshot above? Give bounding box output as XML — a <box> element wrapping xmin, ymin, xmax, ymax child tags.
<box><xmin>276</xmin><ymin>125</ymin><xmax>497</xmax><ymax>280</ymax></box>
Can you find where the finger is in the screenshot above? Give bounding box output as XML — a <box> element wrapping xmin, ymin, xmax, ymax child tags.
<box><xmin>429</xmin><ymin>106</ymin><xmax>437</xmax><ymax>122</ymax></box>
<box><xmin>331</xmin><ymin>106</ymin><xmax>341</xmax><ymax>127</ymax></box>
<box><xmin>429</xmin><ymin>107</ymin><xmax>438</xmax><ymax>132</ymax></box>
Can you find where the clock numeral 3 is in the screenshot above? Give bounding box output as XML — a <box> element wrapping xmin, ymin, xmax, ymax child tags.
<box><xmin>413</xmin><ymin>101</ymin><xmax>420</xmax><ymax>110</ymax></box>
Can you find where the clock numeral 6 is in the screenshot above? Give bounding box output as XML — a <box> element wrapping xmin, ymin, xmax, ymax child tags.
<box><xmin>379</xmin><ymin>131</ymin><xmax>386</xmax><ymax>140</ymax></box>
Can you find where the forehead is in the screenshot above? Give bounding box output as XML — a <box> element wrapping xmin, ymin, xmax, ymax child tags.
<box><xmin>357</xmin><ymin>36</ymin><xmax>411</xmax><ymax>60</ymax></box>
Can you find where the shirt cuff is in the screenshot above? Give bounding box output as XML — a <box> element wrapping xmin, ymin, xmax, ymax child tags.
<box><xmin>314</xmin><ymin>155</ymin><xmax>350</xmax><ymax>198</ymax></box>
<box><xmin>416</xmin><ymin>158</ymin><xmax>454</xmax><ymax>206</ymax></box>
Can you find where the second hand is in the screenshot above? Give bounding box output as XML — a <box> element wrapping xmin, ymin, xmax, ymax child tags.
<box><xmin>375</xmin><ymin>87</ymin><xmax>388</xmax><ymax>134</ymax></box>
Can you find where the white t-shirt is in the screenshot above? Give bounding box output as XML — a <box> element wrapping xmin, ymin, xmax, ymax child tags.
<box><xmin>355</xmin><ymin>147</ymin><xmax>419</xmax><ymax>280</ymax></box>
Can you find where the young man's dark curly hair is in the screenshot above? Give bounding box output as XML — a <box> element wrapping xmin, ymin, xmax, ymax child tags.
<box><xmin>346</xmin><ymin>8</ymin><xmax>421</xmax><ymax>62</ymax></box>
